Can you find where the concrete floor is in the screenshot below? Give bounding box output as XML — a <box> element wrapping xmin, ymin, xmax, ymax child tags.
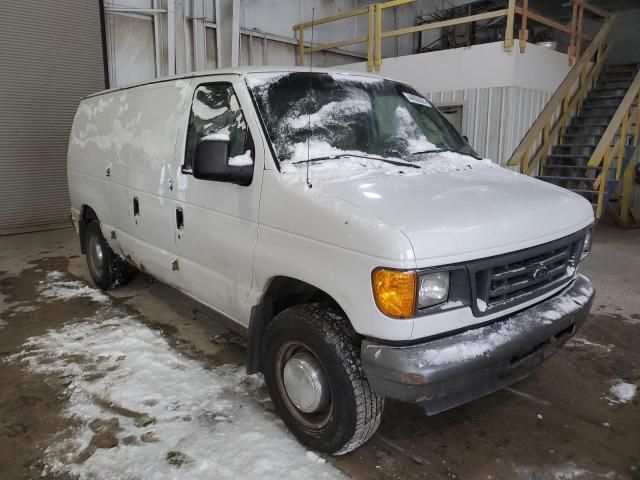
<box><xmin>0</xmin><ymin>224</ymin><xmax>639</xmax><ymax>479</ymax></box>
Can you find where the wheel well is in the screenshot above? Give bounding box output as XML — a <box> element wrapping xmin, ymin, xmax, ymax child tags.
<box><xmin>78</xmin><ymin>205</ymin><xmax>98</xmax><ymax>254</ymax></box>
<box><xmin>246</xmin><ymin>277</ymin><xmax>347</xmax><ymax>374</ymax></box>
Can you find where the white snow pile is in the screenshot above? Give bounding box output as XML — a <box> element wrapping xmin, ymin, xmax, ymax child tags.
<box><xmin>566</xmin><ymin>337</ymin><xmax>613</xmax><ymax>352</ymax></box>
<box><xmin>280</xmin><ymin>149</ymin><xmax>496</xmax><ymax>185</ymax></box>
<box><xmin>514</xmin><ymin>463</ymin><xmax>595</xmax><ymax>480</ymax></box>
<box><xmin>13</xmin><ymin>312</ymin><xmax>344</xmax><ymax>479</ymax></box>
<box><xmin>608</xmin><ymin>381</ymin><xmax>637</xmax><ymax>404</ymax></box>
<box><xmin>397</xmin><ymin>319</ymin><xmax>521</xmax><ymax>368</ymax></box>
<box><xmin>38</xmin><ymin>271</ymin><xmax>108</xmax><ymax>303</ymax></box>
<box><xmin>228</xmin><ymin>150</ymin><xmax>254</xmax><ymax>167</ymax></box>
<box><xmin>287</xmin><ymin>97</ymin><xmax>371</xmax><ymax>130</ymax></box>
<box><xmin>394</xmin><ymin>105</ymin><xmax>437</xmax><ymax>154</ymax></box>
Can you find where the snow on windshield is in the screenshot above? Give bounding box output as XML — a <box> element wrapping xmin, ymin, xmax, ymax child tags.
<box><xmin>287</xmin><ymin>95</ymin><xmax>371</xmax><ymax>130</ymax></box>
<box><xmin>394</xmin><ymin>105</ymin><xmax>437</xmax><ymax>154</ymax></box>
<box><xmin>247</xmin><ymin>71</ymin><xmax>479</xmax><ymax>176</ymax></box>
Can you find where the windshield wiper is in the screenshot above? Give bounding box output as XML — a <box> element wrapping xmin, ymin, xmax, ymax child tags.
<box><xmin>293</xmin><ymin>154</ymin><xmax>421</xmax><ymax>169</ymax></box>
<box><xmin>412</xmin><ymin>148</ymin><xmax>482</xmax><ymax>160</ymax></box>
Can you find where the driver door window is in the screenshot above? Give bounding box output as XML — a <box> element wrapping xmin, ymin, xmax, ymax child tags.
<box><xmin>183</xmin><ymin>83</ymin><xmax>252</xmax><ymax>172</ymax></box>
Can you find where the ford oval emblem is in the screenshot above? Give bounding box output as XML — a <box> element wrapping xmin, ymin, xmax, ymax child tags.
<box><xmin>532</xmin><ymin>265</ymin><xmax>549</xmax><ymax>281</ymax></box>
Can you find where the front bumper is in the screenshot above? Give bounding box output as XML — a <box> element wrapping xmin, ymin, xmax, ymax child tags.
<box><xmin>361</xmin><ymin>274</ymin><xmax>595</xmax><ymax>415</ymax></box>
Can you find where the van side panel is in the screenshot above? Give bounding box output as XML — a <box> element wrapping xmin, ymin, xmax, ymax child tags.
<box><xmin>68</xmin><ymin>92</ymin><xmax>135</xmax><ymax>244</ymax></box>
<box><xmin>120</xmin><ymin>80</ymin><xmax>191</xmax><ymax>281</ymax></box>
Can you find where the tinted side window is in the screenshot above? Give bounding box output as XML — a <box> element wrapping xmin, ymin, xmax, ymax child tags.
<box><xmin>183</xmin><ymin>83</ymin><xmax>251</xmax><ymax>171</ymax></box>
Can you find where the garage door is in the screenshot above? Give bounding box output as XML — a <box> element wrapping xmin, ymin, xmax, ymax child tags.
<box><xmin>0</xmin><ymin>0</ymin><xmax>107</xmax><ymax>235</ymax></box>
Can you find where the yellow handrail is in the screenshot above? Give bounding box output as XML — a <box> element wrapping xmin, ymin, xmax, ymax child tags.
<box><xmin>293</xmin><ymin>5</ymin><xmax>374</xmax><ymax>69</ymax></box>
<box><xmin>507</xmin><ymin>17</ymin><xmax>614</xmax><ymax>174</ymax></box>
<box><xmin>589</xmin><ymin>70</ymin><xmax>640</xmax><ymax>220</ymax></box>
<box><xmin>292</xmin><ymin>0</ymin><xmax>605</xmax><ymax>72</ymax></box>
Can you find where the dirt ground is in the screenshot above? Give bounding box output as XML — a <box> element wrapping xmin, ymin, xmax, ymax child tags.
<box><xmin>0</xmin><ymin>226</ymin><xmax>639</xmax><ymax>480</ymax></box>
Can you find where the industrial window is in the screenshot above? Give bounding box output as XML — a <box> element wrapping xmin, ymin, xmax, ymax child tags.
<box><xmin>183</xmin><ymin>83</ymin><xmax>252</xmax><ymax>171</ymax></box>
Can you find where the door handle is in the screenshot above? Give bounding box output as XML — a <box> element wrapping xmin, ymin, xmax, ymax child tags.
<box><xmin>133</xmin><ymin>197</ymin><xmax>140</xmax><ymax>217</ymax></box>
<box><xmin>105</xmin><ymin>166</ymin><xmax>111</xmax><ymax>177</ymax></box>
<box><xmin>176</xmin><ymin>207</ymin><xmax>184</xmax><ymax>229</ymax></box>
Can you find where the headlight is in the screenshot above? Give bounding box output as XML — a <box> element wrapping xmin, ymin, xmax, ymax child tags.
<box><xmin>580</xmin><ymin>227</ymin><xmax>593</xmax><ymax>261</ymax></box>
<box><xmin>418</xmin><ymin>271</ymin><xmax>450</xmax><ymax>308</ymax></box>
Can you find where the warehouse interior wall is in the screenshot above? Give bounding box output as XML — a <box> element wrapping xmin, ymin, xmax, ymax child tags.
<box><xmin>102</xmin><ymin>0</ymin><xmax>486</xmax><ymax>87</ymax></box>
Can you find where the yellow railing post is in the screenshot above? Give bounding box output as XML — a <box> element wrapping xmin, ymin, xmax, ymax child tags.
<box><xmin>620</xmin><ymin>150</ymin><xmax>635</xmax><ymax>226</ymax></box>
<box><xmin>374</xmin><ymin>3</ymin><xmax>382</xmax><ymax>71</ymax></box>
<box><xmin>522</xmin><ymin>151</ymin><xmax>530</xmax><ymax>175</ymax></box>
<box><xmin>297</xmin><ymin>27</ymin><xmax>305</xmax><ymax>66</ymax></box>
<box><xmin>595</xmin><ymin>146</ymin><xmax>610</xmax><ymax>219</ymax></box>
<box><xmin>367</xmin><ymin>5</ymin><xmax>375</xmax><ymax>72</ymax></box>
<box><xmin>519</xmin><ymin>0</ymin><xmax>529</xmax><ymax>54</ymax></box>
<box><xmin>568</xmin><ymin>0</ymin><xmax>579</xmax><ymax>64</ymax></box>
<box><xmin>576</xmin><ymin>0</ymin><xmax>584</xmax><ymax>60</ymax></box>
<box><xmin>617</xmin><ymin>111</ymin><xmax>630</xmax><ymax>181</ymax></box>
<box><xmin>504</xmin><ymin>0</ymin><xmax>516</xmax><ymax>52</ymax></box>
<box><xmin>635</xmin><ymin>92</ymin><xmax>640</xmax><ymax>146</ymax></box>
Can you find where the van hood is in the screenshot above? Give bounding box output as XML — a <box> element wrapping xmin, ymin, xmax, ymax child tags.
<box><xmin>320</xmin><ymin>166</ymin><xmax>594</xmax><ymax>266</ymax></box>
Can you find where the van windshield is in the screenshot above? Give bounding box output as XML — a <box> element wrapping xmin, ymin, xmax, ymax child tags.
<box><xmin>246</xmin><ymin>72</ymin><xmax>477</xmax><ymax>168</ymax></box>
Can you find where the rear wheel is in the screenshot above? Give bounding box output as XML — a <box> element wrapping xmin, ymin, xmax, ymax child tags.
<box><xmin>85</xmin><ymin>221</ymin><xmax>130</xmax><ymax>290</ymax></box>
<box><xmin>263</xmin><ymin>303</ymin><xmax>384</xmax><ymax>455</ymax></box>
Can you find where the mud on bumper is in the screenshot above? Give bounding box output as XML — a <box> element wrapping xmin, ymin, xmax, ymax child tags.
<box><xmin>361</xmin><ymin>274</ymin><xmax>595</xmax><ymax>415</ymax></box>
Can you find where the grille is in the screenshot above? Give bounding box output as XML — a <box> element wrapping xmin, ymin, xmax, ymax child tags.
<box><xmin>468</xmin><ymin>231</ymin><xmax>585</xmax><ymax>316</ymax></box>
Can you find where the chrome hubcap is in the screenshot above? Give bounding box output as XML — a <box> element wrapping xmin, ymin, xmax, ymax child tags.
<box><xmin>283</xmin><ymin>351</ymin><xmax>330</xmax><ymax>413</ymax></box>
<box><xmin>88</xmin><ymin>235</ymin><xmax>104</xmax><ymax>277</ymax></box>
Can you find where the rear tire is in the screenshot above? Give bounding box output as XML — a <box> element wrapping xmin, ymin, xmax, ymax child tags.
<box><xmin>85</xmin><ymin>221</ymin><xmax>130</xmax><ymax>290</ymax></box>
<box><xmin>263</xmin><ymin>303</ymin><xmax>384</xmax><ymax>455</ymax></box>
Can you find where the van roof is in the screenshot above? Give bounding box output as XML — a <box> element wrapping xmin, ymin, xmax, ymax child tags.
<box><xmin>83</xmin><ymin>66</ymin><xmax>388</xmax><ymax>99</ymax></box>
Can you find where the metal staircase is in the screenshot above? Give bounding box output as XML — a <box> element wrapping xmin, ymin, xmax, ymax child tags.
<box><xmin>508</xmin><ymin>15</ymin><xmax>640</xmax><ymax>228</ymax></box>
<box><xmin>536</xmin><ymin>63</ymin><xmax>639</xmax><ymax>217</ymax></box>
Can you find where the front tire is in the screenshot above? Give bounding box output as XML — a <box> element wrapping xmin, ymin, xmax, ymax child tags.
<box><xmin>263</xmin><ymin>303</ymin><xmax>384</xmax><ymax>455</ymax></box>
<box><xmin>85</xmin><ymin>221</ymin><xmax>130</xmax><ymax>290</ymax></box>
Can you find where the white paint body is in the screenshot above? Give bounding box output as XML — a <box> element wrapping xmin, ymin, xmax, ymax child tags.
<box><xmin>67</xmin><ymin>67</ymin><xmax>594</xmax><ymax>342</ymax></box>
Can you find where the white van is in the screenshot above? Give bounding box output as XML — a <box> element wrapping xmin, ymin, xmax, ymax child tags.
<box><xmin>68</xmin><ymin>67</ymin><xmax>595</xmax><ymax>455</ymax></box>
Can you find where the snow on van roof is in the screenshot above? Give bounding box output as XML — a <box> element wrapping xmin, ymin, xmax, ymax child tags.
<box><xmin>82</xmin><ymin>66</ymin><xmax>388</xmax><ymax>100</ymax></box>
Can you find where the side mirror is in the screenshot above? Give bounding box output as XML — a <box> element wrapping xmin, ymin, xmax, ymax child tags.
<box><xmin>193</xmin><ymin>133</ymin><xmax>253</xmax><ymax>186</ymax></box>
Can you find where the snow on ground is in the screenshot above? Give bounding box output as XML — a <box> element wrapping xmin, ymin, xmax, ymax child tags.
<box><xmin>514</xmin><ymin>462</ymin><xmax>616</xmax><ymax>479</ymax></box>
<box><xmin>607</xmin><ymin>381</ymin><xmax>637</xmax><ymax>404</ymax></box>
<box><xmin>38</xmin><ymin>271</ymin><xmax>109</xmax><ymax>303</ymax></box>
<box><xmin>566</xmin><ymin>337</ymin><xmax>614</xmax><ymax>352</ymax></box>
<box><xmin>11</xmin><ymin>273</ymin><xmax>344</xmax><ymax>480</ymax></box>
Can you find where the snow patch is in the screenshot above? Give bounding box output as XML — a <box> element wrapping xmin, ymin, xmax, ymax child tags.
<box><xmin>566</xmin><ymin>337</ymin><xmax>613</xmax><ymax>352</ymax></box>
<box><xmin>38</xmin><ymin>278</ymin><xmax>109</xmax><ymax>303</ymax></box>
<box><xmin>394</xmin><ymin>105</ymin><xmax>437</xmax><ymax>153</ymax></box>
<box><xmin>192</xmin><ymin>98</ymin><xmax>227</xmax><ymax>121</ymax></box>
<box><xmin>477</xmin><ymin>299</ymin><xmax>488</xmax><ymax>313</ymax></box>
<box><xmin>608</xmin><ymin>381</ymin><xmax>637</xmax><ymax>404</ymax></box>
<box><xmin>12</xmin><ymin>309</ymin><xmax>344</xmax><ymax>479</ymax></box>
<box><xmin>392</xmin><ymin>279</ymin><xmax>591</xmax><ymax>368</ymax></box>
<box><xmin>228</xmin><ymin>150</ymin><xmax>254</xmax><ymax>167</ymax></box>
<box><xmin>287</xmin><ymin>97</ymin><xmax>370</xmax><ymax>130</ymax></box>
<box><xmin>201</xmin><ymin>132</ymin><xmax>230</xmax><ymax>142</ymax></box>
<box><xmin>515</xmin><ymin>463</ymin><xmax>592</xmax><ymax>480</ymax></box>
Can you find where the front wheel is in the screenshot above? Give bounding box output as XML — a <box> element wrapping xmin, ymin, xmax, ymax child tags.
<box><xmin>263</xmin><ymin>303</ymin><xmax>384</xmax><ymax>455</ymax></box>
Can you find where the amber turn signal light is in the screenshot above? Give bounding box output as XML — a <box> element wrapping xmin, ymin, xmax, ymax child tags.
<box><xmin>371</xmin><ymin>268</ymin><xmax>417</xmax><ymax>319</ymax></box>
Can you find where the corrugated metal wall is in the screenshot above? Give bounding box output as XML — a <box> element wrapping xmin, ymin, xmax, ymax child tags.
<box><xmin>0</xmin><ymin>0</ymin><xmax>106</xmax><ymax>235</ymax></box>
<box><xmin>426</xmin><ymin>87</ymin><xmax>551</xmax><ymax>166</ymax></box>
